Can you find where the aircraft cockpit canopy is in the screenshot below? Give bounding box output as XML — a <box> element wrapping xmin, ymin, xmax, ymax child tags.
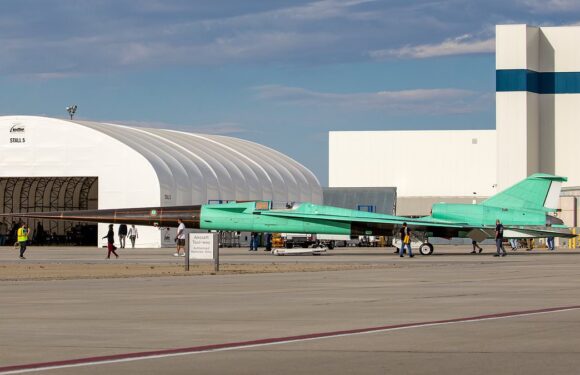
<box><xmin>270</xmin><ymin>201</ymin><xmax>301</xmax><ymax>210</ymax></box>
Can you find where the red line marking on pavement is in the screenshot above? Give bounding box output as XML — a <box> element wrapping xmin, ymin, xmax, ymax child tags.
<box><xmin>1</xmin><ymin>304</ymin><xmax>579</xmax><ymax>374</ymax></box>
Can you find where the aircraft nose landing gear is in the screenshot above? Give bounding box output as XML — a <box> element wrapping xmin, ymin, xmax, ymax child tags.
<box><xmin>419</xmin><ymin>242</ymin><xmax>434</xmax><ymax>255</ymax></box>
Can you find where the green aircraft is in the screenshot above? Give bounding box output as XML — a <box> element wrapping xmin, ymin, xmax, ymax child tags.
<box><xmin>197</xmin><ymin>173</ymin><xmax>573</xmax><ymax>254</ymax></box>
<box><xmin>3</xmin><ymin>174</ymin><xmax>574</xmax><ymax>255</ymax></box>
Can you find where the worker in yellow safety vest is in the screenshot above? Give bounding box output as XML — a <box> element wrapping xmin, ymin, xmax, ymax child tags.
<box><xmin>17</xmin><ymin>223</ymin><xmax>29</xmax><ymax>259</ymax></box>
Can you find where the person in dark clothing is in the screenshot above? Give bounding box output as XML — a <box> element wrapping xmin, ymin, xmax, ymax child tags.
<box><xmin>399</xmin><ymin>223</ymin><xmax>413</xmax><ymax>258</ymax></box>
<box><xmin>547</xmin><ymin>236</ymin><xmax>555</xmax><ymax>250</ymax></box>
<box><xmin>35</xmin><ymin>222</ymin><xmax>45</xmax><ymax>245</ymax></box>
<box><xmin>9</xmin><ymin>221</ymin><xmax>19</xmax><ymax>245</ymax></box>
<box><xmin>118</xmin><ymin>224</ymin><xmax>128</xmax><ymax>248</ymax></box>
<box><xmin>470</xmin><ymin>240</ymin><xmax>483</xmax><ymax>254</ymax></box>
<box><xmin>103</xmin><ymin>224</ymin><xmax>119</xmax><ymax>259</ymax></box>
<box><xmin>0</xmin><ymin>221</ymin><xmax>7</xmax><ymax>246</ymax></box>
<box><xmin>494</xmin><ymin>219</ymin><xmax>507</xmax><ymax>257</ymax></box>
<box><xmin>249</xmin><ymin>232</ymin><xmax>258</xmax><ymax>251</ymax></box>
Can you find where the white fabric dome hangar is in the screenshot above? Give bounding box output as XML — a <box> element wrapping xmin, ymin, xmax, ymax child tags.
<box><xmin>0</xmin><ymin>116</ymin><xmax>322</xmax><ymax>247</ymax></box>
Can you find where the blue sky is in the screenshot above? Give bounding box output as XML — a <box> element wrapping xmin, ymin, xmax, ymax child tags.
<box><xmin>1</xmin><ymin>0</ymin><xmax>579</xmax><ymax>185</ymax></box>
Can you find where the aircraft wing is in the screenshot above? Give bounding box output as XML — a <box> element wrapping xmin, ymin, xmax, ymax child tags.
<box><xmin>258</xmin><ymin>206</ymin><xmax>574</xmax><ymax>239</ymax></box>
<box><xmin>259</xmin><ymin>208</ymin><xmax>469</xmax><ymax>233</ymax></box>
<box><xmin>260</xmin><ymin>206</ymin><xmax>472</xmax><ymax>237</ymax></box>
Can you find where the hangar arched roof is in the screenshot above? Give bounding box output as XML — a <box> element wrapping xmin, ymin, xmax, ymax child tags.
<box><xmin>74</xmin><ymin>120</ymin><xmax>322</xmax><ymax>205</ymax></box>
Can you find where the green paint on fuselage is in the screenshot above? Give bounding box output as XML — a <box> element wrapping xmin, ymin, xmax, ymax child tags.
<box><xmin>428</xmin><ymin>203</ymin><xmax>546</xmax><ymax>227</ymax></box>
<box><xmin>200</xmin><ymin>202</ymin><xmax>352</xmax><ymax>234</ymax></box>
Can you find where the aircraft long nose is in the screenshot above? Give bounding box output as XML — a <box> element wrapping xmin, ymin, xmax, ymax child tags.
<box><xmin>0</xmin><ymin>205</ymin><xmax>202</xmax><ymax>228</ymax></box>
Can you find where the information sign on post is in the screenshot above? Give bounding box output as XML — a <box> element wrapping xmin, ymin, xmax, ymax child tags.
<box><xmin>187</xmin><ymin>233</ymin><xmax>219</xmax><ymax>272</ymax></box>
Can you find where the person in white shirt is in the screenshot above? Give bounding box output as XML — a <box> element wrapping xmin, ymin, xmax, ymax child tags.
<box><xmin>174</xmin><ymin>218</ymin><xmax>186</xmax><ymax>257</ymax></box>
<box><xmin>127</xmin><ymin>225</ymin><xmax>138</xmax><ymax>248</ymax></box>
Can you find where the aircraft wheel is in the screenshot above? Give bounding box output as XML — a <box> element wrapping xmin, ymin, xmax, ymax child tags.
<box><xmin>419</xmin><ymin>243</ymin><xmax>434</xmax><ymax>255</ymax></box>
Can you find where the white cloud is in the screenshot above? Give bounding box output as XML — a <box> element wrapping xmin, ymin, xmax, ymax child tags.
<box><xmin>201</xmin><ymin>0</ymin><xmax>378</xmax><ymax>27</ymax></box>
<box><xmin>197</xmin><ymin>32</ymin><xmax>337</xmax><ymax>63</ymax></box>
<box><xmin>109</xmin><ymin>31</ymin><xmax>339</xmax><ymax>67</ymax></box>
<box><xmin>254</xmin><ymin>84</ymin><xmax>490</xmax><ymax>114</ymax></box>
<box><xmin>269</xmin><ymin>0</ymin><xmax>377</xmax><ymax>21</ymax></box>
<box><xmin>370</xmin><ymin>34</ymin><xmax>495</xmax><ymax>59</ymax></box>
<box><xmin>520</xmin><ymin>0</ymin><xmax>580</xmax><ymax>12</ymax></box>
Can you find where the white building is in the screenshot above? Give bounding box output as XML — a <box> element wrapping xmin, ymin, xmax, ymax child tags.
<box><xmin>329</xmin><ymin>24</ymin><xmax>580</xmax><ymax>219</ymax></box>
<box><xmin>496</xmin><ymin>24</ymin><xmax>580</xmax><ymax>189</ymax></box>
<box><xmin>329</xmin><ymin>130</ymin><xmax>497</xmax><ymax>198</ymax></box>
<box><xmin>0</xmin><ymin>116</ymin><xmax>322</xmax><ymax>247</ymax></box>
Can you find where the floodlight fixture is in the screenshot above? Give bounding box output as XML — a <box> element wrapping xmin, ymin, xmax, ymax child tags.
<box><xmin>66</xmin><ymin>105</ymin><xmax>77</xmax><ymax>120</ymax></box>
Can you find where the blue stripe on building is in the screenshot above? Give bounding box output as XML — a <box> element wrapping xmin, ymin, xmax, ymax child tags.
<box><xmin>496</xmin><ymin>69</ymin><xmax>580</xmax><ymax>94</ymax></box>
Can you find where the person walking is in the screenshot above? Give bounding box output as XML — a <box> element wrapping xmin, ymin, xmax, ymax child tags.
<box><xmin>249</xmin><ymin>232</ymin><xmax>258</xmax><ymax>251</ymax></box>
<box><xmin>127</xmin><ymin>225</ymin><xmax>138</xmax><ymax>248</ymax></box>
<box><xmin>265</xmin><ymin>233</ymin><xmax>272</xmax><ymax>251</ymax></box>
<box><xmin>0</xmin><ymin>221</ymin><xmax>7</xmax><ymax>246</ymax></box>
<box><xmin>546</xmin><ymin>236</ymin><xmax>555</xmax><ymax>251</ymax></box>
<box><xmin>174</xmin><ymin>218</ymin><xmax>186</xmax><ymax>257</ymax></box>
<box><xmin>35</xmin><ymin>222</ymin><xmax>45</xmax><ymax>246</ymax></box>
<box><xmin>103</xmin><ymin>224</ymin><xmax>119</xmax><ymax>259</ymax></box>
<box><xmin>17</xmin><ymin>223</ymin><xmax>29</xmax><ymax>259</ymax></box>
<box><xmin>399</xmin><ymin>223</ymin><xmax>413</xmax><ymax>258</ymax></box>
<box><xmin>509</xmin><ymin>238</ymin><xmax>519</xmax><ymax>251</ymax></box>
<box><xmin>470</xmin><ymin>240</ymin><xmax>483</xmax><ymax>254</ymax></box>
<box><xmin>494</xmin><ymin>219</ymin><xmax>507</xmax><ymax>257</ymax></box>
<box><xmin>9</xmin><ymin>221</ymin><xmax>18</xmax><ymax>245</ymax></box>
<box><xmin>525</xmin><ymin>238</ymin><xmax>534</xmax><ymax>251</ymax></box>
<box><xmin>118</xmin><ymin>224</ymin><xmax>128</xmax><ymax>249</ymax></box>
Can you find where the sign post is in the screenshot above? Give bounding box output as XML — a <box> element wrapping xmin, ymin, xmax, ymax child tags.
<box><xmin>187</xmin><ymin>233</ymin><xmax>219</xmax><ymax>272</ymax></box>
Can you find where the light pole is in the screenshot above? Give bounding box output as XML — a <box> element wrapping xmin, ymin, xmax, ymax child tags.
<box><xmin>66</xmin><ymin>105</ymin><xmax>77</xmax><ymax>120</ymax></box>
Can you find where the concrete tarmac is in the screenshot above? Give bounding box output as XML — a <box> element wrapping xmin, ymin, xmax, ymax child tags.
<box><xmin>1</xmin><ymin>245</ymin><xmax>580</xmax><ymax>374</ymax></box>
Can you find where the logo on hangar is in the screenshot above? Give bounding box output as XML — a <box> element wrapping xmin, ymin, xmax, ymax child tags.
<box><xmin>10</xmin><ymin>123</ymin><xmax>25</xmax><ymax>133</ymax></box>
<box><xmin>9</xmin><ymin>123</ymin><xmax>26</xmax><ymax>144</ymax></box>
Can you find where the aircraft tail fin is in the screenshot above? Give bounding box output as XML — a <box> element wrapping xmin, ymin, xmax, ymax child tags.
<box><xmin>483</xmin><ymin>174</ymin><xmax>567</xmax><ymax>212</ymax></box>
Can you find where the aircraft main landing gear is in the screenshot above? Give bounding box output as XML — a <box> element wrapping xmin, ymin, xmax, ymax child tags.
<box><xmin>419</xmin><ymin>242</ymin><xmax>434</xmax><ymax>255</ymax></box>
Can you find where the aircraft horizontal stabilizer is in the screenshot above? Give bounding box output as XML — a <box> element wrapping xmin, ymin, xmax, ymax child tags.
<box><xmin>504</xmin><ymin>227</ymin><xmax>576</xmax><ymax>239</ymax></box>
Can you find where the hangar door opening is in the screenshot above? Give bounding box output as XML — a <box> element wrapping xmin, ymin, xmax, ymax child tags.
<box><xmin>0</xmin><ymin>177</ymin><xmax>98</xmax><ymax>246</ymax></box>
